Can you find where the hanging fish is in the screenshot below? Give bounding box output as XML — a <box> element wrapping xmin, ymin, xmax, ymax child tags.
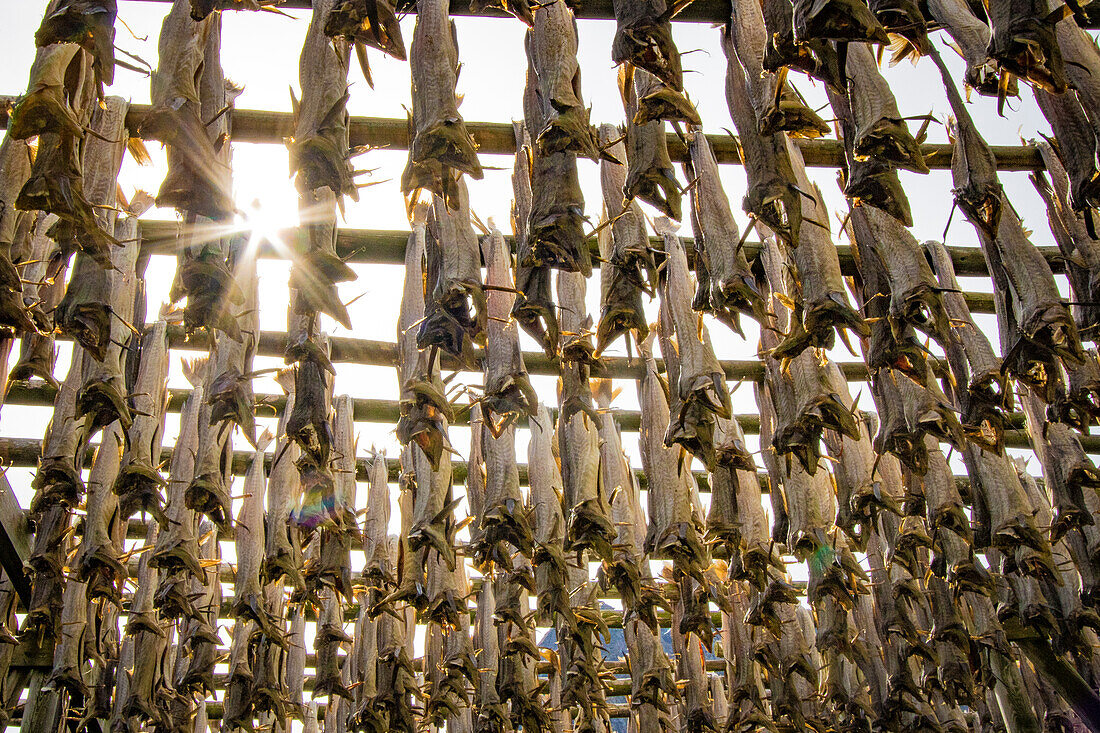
<box><xmin>595</xmin><ymin>124</ymin><xmax>653</xmax><ymax>353</ymax></box>
<box><xmin>222</xmin><ymin>617</ymin><xmax>258</xmax><ymax>731</ymax></box>
<box><xmin>721</xmin><ymin>30</ymin><xmax>802</xmax><ymax>245</ymax></box>
<box><xmin>845</xmin><ymin>43</ymin><xmax>929</xmax><ymax>173</ymax></box>
<box><xmin>793</xmin><ymin>0</ymin><xmax>889</xmax><ymax>44</ymax></box>
<box><xmin>827</xmin><ymin>84</ymin><xmax>913</xmax><ymax>226</ymax></box>
<box><xmin>926</xmin><ymin>0</ymin><xmax>1016</xmax><ymax>97</ymax></box>
<box><xmin>140</xmin><ymin>3</ymin><xmax>233</xmax><ymax>219</ymax></box>
<box><xmin>1032</xmin><ymin>142</ymin><xmax>1100</xmax><ymax>341</ymax></box>
<box><xmin>113</xmin><ymin>319</ymin><xmax>169</xmax><ymax>527</ymax></box>
<box><xmin>621</xmin><ymin>66</ymin><xmax>682</xmax><ymax>220</ymax></box>
<box><xmin>759</xmin><ymin>0</ymin><xmax>844</xmax><ymax>90</ymax></box>
<box><xmin>986</xmin><ymin>0</ymin><xmax>1070</xmax><ymax>93</ymax></box>
<box><xmin>528</xmin><ymin>0</ymin><xmax>602</xmax><ymax>159</ymax></box>
<box><xmin>179</xmin><ymin>523</ymin><xmax>222</xmax><ymax>696</ymax></box>
<box><xmin>687</xmin><ymin>127</ymin><xmax>767</xmax><ymax>335</ymax></box>
<box><xmin>512</xmin><ymin>123</ymin><xmax>560</xmax><ymax>357</ymax></box>
<box><xmin>482</xmin><ymin>224</ymin><xmax>537</xmax><ymax>419</ymax></box>
<box><xmin>528</xmin><ymin>403</ymin><xmax>571</xmax><ymax>628</ymax></box>
<box><xmin>73</xmin><ymin>424</ymin><xmax>125</xmax><ymax>604</ymax></box>
<box><xmin>233</xmin><ymin>430</ymin><xmax>284</xmax><ymax>644</ymax></box>
<box><xmin>557</xmin><ymin>272</ymin><xmax>615</xmax><ymax>564</ymax></box>
<box><xmin>35</xmin><ymin>0</ymin><xmax>117</xmax><ymax>88</ymax></box>
<box><xmin>403</xmin><ymin>0</ymin><xmax>483</xmax><ymax>198</ymax></box>
<box><xmin>325</xmin><ymin>0</ymin><xmax>407</xmax><ymax>64</ymax></box>
<box><xmin>728</xmin><ymin>0</ymin><xmax>831</xmax><ymax>137</ymax></box>
<box><xmin>612</xmin><ymin>0</ymin><xmax>685</xmax><ymax>90</ymax></box>
<box><xmin>637</xmin><ymin>332</ymin><xmax>709</xmax><ymax>582</ymax></box>
<box><xmin>418</xmin><ymin>182</ymin><xmax>486</xmax><ymax>361</ymax></box>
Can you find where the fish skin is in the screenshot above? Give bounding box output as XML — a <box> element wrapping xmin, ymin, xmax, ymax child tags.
<box><xmin>1033</xmin><ymin>89</ymin><xmax>1100</xmax><ymax>223</ymax></box>
<box><xmin>233</xmin><ymin>433</ymin><xmax>283</xmax><ymax>644</ymax></box>
<box><xmin>621</xmin><ymin>67</ymin><xmax>682</xmax><ymax>220</ymax></box>
<box><xmin>637</xmin><ymin>331</ymin><xmax>709</xmax><ymax>582</ymax></box>
<box><xmin>721</xmin><ymin>30</ymin><xmax>802</xmax><ymax>245</ymax></box>
<box><xmin>670</xmin><ymin>580</ymin><xmax>717</xmax><ymax>733</ymax></box>
<box><xmin>9</xmin><ymin>42</ymin><xmax>87</xmax><ymax>142</ymax></box>
<box><xmin>74</xmin><ymin>424</ymin><xmax>125</xmax><ymax>603</ymax></box>
<box><xmin>406</xmin><ymin>0</ymin><xmax>482</xmax><ymax>182</ymax></box>
<box><xmin>759</xmin><ymin>0</ymin><xmax>844</xmax><ymax>89</ymax></box>
<box><xmin>595</xmin><ymin>210</ymin><xmax>648</xmax><ymax>356</ymax></box>
<box><xmin>687</xmin><ymin>127</ymin><xmax>767</xmax><ymax>335</ymax></box>
<box><xmin>847</xmin><ymin>204</ymin><xmax>951</xmax><ymax>350</ymax></box>
<box><xmin>474</xmin><ymin>412</ymin><xmax>533</xmax><ymax>568</ymax></box>
<box><xmin>529</xmin><ymin>0</ymin><xmax>602</xmax><ymax>159</ymax></box>
<box><xmin>180</xmin><ymin>521</ymin><xmax>222</xmax><ymax>695</ymax></box>
<box><xmin>418</xmin><ymin>181</ymin><xmax>486</xmax><ymax>360</ymax></box>
<box><xmin>325</xmin><ymin>0</ymin><xmax>407</xmax><ymax>61</ymax></box>
<box><xmin>827</xmin><ymin>84</ymin><xmax>913</xmax><ymax>226</ymax></box>
<box><xmin>655</xmin><ymin>219</ymin><xmax>732</xmax><ymax>462</ymax></box>
<box><xmin>1032</xmin><ymin>142</ymin><xmax>1100</xmax><ymax>341</ymax></box>
<box><xmin>925</xmin><ymin>239</ymin><xmax>1011</xmax><ymax>451</ymax></box>
<box><xmin>793</xmin><ymin>0</ymin><xmax>890</xmax><ymax>44</ymax></box>
<box><xmin>31</xmin><ymin>348</ymin><xmax>87</xmax><ymax>513</ymax></box>
<box><xmin>868</xmin><ymin>0</ymin><xmax>930</xmax><ymax>58</ymax></box>
<box><xmin>986</xmin><ymin>0</ymin><xmax>1070</xmax><ymax>93</ymax></box>
<box><xmin>482</xmin><ymin>224</ymin><xmax>537</xmax><ymax>419</ymax></box>
<box><xmin>845</xmin><ymin>42</ymin><xmax>929</xmax><ymax>174</ymax></box>
<box><xmin>557</xmin><ymin>273</ymin><xmax>615</xmax><ymax>563</ymax></box>
<box><xmin>612</xmin><ymin>0</ymin><xmax>684</xmax><ymax>90</ymax></box>
<box><xmin>361</xmin><ymin>450</ymin><xmax>394</xmax><ymax>614</ymax></box>
<box><xmin>728</xmin><ymin>0</ymin><xmax>831</xmax><ymax>138</ymax></box>
<box><xmin>141</xmin><ymin>3</ymin><xmax>233</xmax><ymax>220</ymax></box>
<box><xmin>469</xmin><ymin>0</ymin><xmax>535</xmax><ymax>24</ymax></box>
<box><xmin>512</xmin><ymin>122</ymin><xmax>560</xmax><ymax>356</ymax></box>
<box><xmin>397</xmin><ymin>207</ymin><xmax>452</xmax><ymax>470</ymax></box>
<box><xmin>927</xmin><ymin>0</ymin><xmax>1016</xmax><ymax>97</ymax></box>
<box><xmin>35</xmin><ymin>0</ymin><xmax>117</xmax><ymax>88</ymax></box>
<box><xmin>113</xmin><ymin>320</ymin><xmax>169</xmax><ymax>528</ymax></box>
<box><xmin>528</xmin><ymin>403</ymin><xmax>571</xmax><ymax>628</ymax></box>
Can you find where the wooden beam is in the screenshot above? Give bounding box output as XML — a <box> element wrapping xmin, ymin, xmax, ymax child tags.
<box><xmin>136</xmin><ymin>219</ymin><xmax>1065</xmax><ymax>277</ymax></box>
<box><xmin>0</xmin><ymin>100</ymin><xmax>1046</xmax><ymax>171</ymax></box>
<box><xmin>2</xmin><ymin>382</ymin><xmax>1062</xmax><ymax>450</ymax></box>
<box><xmin>0</xmin><ymin>473</ymin><xmax>31</xmax><ymax>608</ymax></box>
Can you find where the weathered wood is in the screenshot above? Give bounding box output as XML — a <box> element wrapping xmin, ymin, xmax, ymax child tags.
<box><xmin>2</xmin><ymin>383</ymin><xmax>1056</xmax><ymax>449</ymax></box>
<box><xmin>136</xmin><ymin>219</ymin><xmax>1064</xmax><ymax>276</ymax></box>
<box><xmin>0</xmin><ymin>473</ymin><xmax>30</xmax><ymax>608</ymax></box>
<box><xmin>0</xmin><ymin>99</ymin><xmax>1046</xmax><ymax>170</ymax></box>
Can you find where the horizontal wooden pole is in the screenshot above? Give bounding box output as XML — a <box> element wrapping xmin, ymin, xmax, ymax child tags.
<box><xmin>0</xmin><ymin>99</ymin><xmax>1045</xmax><ymax>171</ymax></box>
<box><xmin>136</xmin><ymin>219</ymin><xmax>1065</xmax><ymax>278</ymax></box>
<box><xmin>3</xmin><ymin>381</ymin><xmax>1058</xmax><ymax>450</ymax></box>
<box><xmin>128</xmin><ymin>0</ymin><xmax>734</xmax><ymax>22</ymax></box>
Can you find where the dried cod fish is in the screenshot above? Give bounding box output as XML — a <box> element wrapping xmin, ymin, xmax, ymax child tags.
<box><xmin>728</xmin><ymin>0</ymin><xmax>831</xmax><ymax>137</ymax></box>
<box><xmin>8</xmin><ymin>42</ymin><xmax>87</xmax><ymax>142</ymax></box>
<box><xmin>261</xmin><ymin>371</ymin><xmax>304</xmax><ymax>591</ymax></box>
<box><xmin>986</xmin><ymin>0</ymin><xmax>1069</xmax><ymax>93</ymax></box>
<box><xmin>373</xmin><ymin>570</ymin><xmax>419</xmax><ymax>733</ymax></box>
<box><xmin>924</xmin><ymin>239</ymin><xmax>1012</xmax><ymax>450</ymax></box>
<box><xmin>686</xmin><ymin>127</ymin><xmax>766</xmax><ymax>336</ymax></box>
<box><xmin>73</xmin><ymin>424</ymin><xmax>124</xmax><ymax>603</ymax></box>
<box><xmin>1032</xmin><ymin>140</ymin><xmax>1100</xmax><ymax>341</ymax></box>
<box><xmin>611</xmin><ymin>0</ymin><xmax>684</xmax><ymax>91</ymax></box>
<box><xmin>529</xmin><ymin>0</ymin><xmax>602</xmax><ymax>159</ymax></box>
<box><xmin>470</xmin><ymin>0</ymin><xmax>535</xmax><ymax>23</ymax></box>
<box><xmin>637</xmin><ymin>332</ymin><xmax>709</xmax><ymax>581</ymax></box>
<box><xmin>524</xmin><ymin>50</ymin><xmax>590</xmax><ymax>275</ymax></box>
<box><xmin>596</xmin><ymin>124</ymin><xmax>653</xmax><ymax>353</ymax></box>
<box><xmin>482</xmin><ymin>224</ymin><xmax>536</xmax><ymax>419</ymax></box>
<box><xmin>314</xmin><ymin>586</ymin><xmax>353</xmax><ymax>701</ymax></box>
<box><xmin>621</xmin><ymin>66</ymin><xmax>682</xmax><ymax>220</ymax></box>
<box><xmin>397</xmin><ymin>206</ymin><xmax>452</xmax><ymax>470</ymax></box>
<box><xmin>594</xmin><ymin>379</ymin><xmax>664</xmax><ymax>629</ymax></box>
<box><xmin>938</xmin><ymin>48</ymin><xmax>1085</xmax><ymax>385</ymax></box>
<box><xmin>361</xmin><ymin>451</ymin><xmax>393</xmax><ymax>613</ymax></box>
<box><xmin>473</xmin><ymin>403</ymin><xmax>532</xmax><ymax>567</ymax></box>
<box><xmin>141</xmin><ymin>2</ymin><xmax>233</xmax><ymax>219</ymax></box>
<box><xmin>845</xmin><ymin>42</ymin><xmax>929</xmax><ymax>174</ymax></box>
<box><xmin>557</xmin><ymin>271</ymin><xmax>614</xmax><ymax>563</ymax></box>
<box><xmin>529</xmin><ymin>403</ymin><xmax>571</xmax><ymax>627</ymax></box>
<box><xmin>793</xmin><ymin>0</ymin><xmax>889</xmax><ymax>44</ymax></box>
<box><xmin>926</xmin><ymin>0</ymin><xmax>1016</xmax><ymax>97</ymax></box>
<box><xmin>418</xmin><ymin>183</ymin><xmax>485</xmax><ymax>361</ymax></box>
<box><xmin>655</xmin><ymin>218</ymin><xmax>732</xmax><ymax>452</ymax></box>
<box><xmin>721</xmin><ymin>30</ymin><xmax>802</xmax><ymax>245</ymax></box>
<box><xmin>233</xmin><ymin>431</ymin><xmax>282</xmax><ymax>642</ymax></box>
<box><xmin>35</xmin><ymin>0</ymin><xmax>117</xmax><ymax>88</ymax></box>
<box><xmin>179</xmin><ymin>522</ymin><xmax>221</xmax><ymax>695</ymax></box>
<box><xmin>512</xmin><ymin>122</ymin><xmax>559</xmax><ymax>356</ymax></box>
<box><xmin>325</xmin><ymin>0</ymin><xmax>407</xmax><ymax>65</ymax></box>
<box><xmin>759</xmin><ymin>0</ymin><xmax>844</xmax><ymax>90</ymax></box>
<box><xmin>113</xmin><ymin>319</ymin><xmax>169</xmax><ymax>527</ymax></box>
<box><xmin>404</xmin><ymin>0</ymin><xmax>482</xmax><ymax>197</ymax></box>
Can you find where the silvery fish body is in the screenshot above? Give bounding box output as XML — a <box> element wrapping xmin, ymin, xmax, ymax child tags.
<box><xmin>512</xmin><ymin>122</ymin><xmax>559</xmax><ymax>355</ymax></box>
<box><xmin>528</xmin><ymin>403</ymin><xmax>570</xmax><ymax>626</ymax></box>
<box><xmin>483</xmin><ymin>225</ymin><xmax>536</xmax><ymax>419</ymax></box>
<box><xmin>845</xmin><ymin>42</ymin><xmax>928</xmax><ymax>173</ymax></box>
<box><xmin>622</xmin><ymin>67</ymin><xmax>681</xmax><ymax>220</ymax></box>
<box><xmin>926</xmin><ymin>0</ymin><xmax>1013</xmax><ymax>96</ymax></box>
